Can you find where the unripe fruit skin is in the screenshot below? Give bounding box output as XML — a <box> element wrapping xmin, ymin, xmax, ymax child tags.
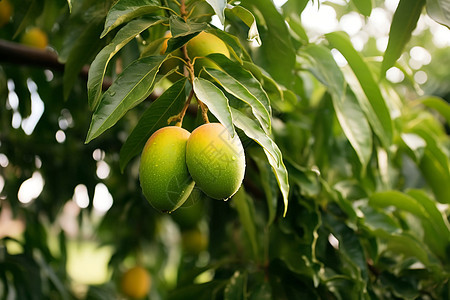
<box><xmin>139</xmin><ymin>126</ymin><xmax>195</xmax><ymax>212</ymax></box>
<box><xmin>120</xmin><ymin>266</ymin><xmax>151</xmax><ymax>299</ymax></box>
<box><xmin>0</xmin><ymin>0</ymin><xmax>12</xmax><ymax>27</ymax></box>
<box><xmin>186</xmin><ymin>123</ymin><xmax>245</xmax><ymax>200</ymax></box>
<box><xmin>21</xmin><ymin>27</ymin><xmax>48</xmax><ymax>49</ymax></box>
<box><xmin>186</xmin><ymin>32</ymin><xmax>230</xmax><ymax>74</ymax></box>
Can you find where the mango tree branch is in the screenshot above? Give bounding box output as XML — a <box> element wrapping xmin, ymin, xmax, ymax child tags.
<box><xmin>0</xmin><ymin>39</ymin><xmax>115</xmax><ymax>91</ymax></box>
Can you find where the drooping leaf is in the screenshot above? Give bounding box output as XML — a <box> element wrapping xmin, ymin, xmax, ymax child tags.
<box><xmin>351</xmin><ymin>0</ymin><xmax>372</xmax><ymax>16</ymax></box>
<box><xmin>326</xmin><ymin>31</ymin><xmax>393</xmax><ymax>147</ymax></box>
<box><xmin>231</xmin><ymin>108</ymin><xmax>289</xmax><ymax>216</ymax></box>
<box><xmin>119</xmin><ymin>78</ymin><xmax>187</xmax><ymax>171</ymax></box>
<box><xmin>426</xmin><ymin>0</ymin><xmax>450</xmax><ymax>28</ymax></box>
<box><xmin>101</xmin><ymin>0</ymin><xmax>165</xmax><ymax>38</ymax></box>
<box><xmin>193</xmin><ymin>77</ymin><xmax>235</xmax><ymax>137</ymax></box>
<box><xmin>63</xmin><ymin>17</ymin><xmax>105</xmax><ymax>100</ymax></box>
<box><xmin>249</xmin><ymin>148</ymin><xmax>278</xmax><ymax>226</ymax></box>
<box><xmin>206</xmin><ymin>54</ymin><xmax>271</xmax><ymax>116</ymax></box>
<box><xmin>86</xmin><ymin>55</ymin><xmax>167</xmax><ymax>143</ymax></box>
<box><xmin>420</xmin><ymin>151</ymin><xmax>450</xmax><ymax>204</ymax></box>
<box><xmin>419</xmin><ymin>96</ymin><xmax>450</xmax><ymax>125</ymax></box>
<box><xmin>381</xmin><ymin>0</ymin><xmax>426</xmax><ymax>77</ymax></box>
<box><xmin>205</xmin><ymin>0</ymin><xmax>226</xmax><ymax>25</ymax></box>
<box><xmin>232</xmin><ymin>188</ymin><xmax>260</xmax><ymax>261</ymax></box>
<box><xmin>166</xmin><ymin>16</ymin><xmax>208</xmax><ymax>52</ymax></box>
<box><xmin>205</xmin><ymin>68</ymin><xmax>271</xmax><ymax>134</ymax></box>
<box><xmin>88</xmin><ymin>18</ymin><xmax>164</xmax><ymax>110</ymax></box>
<box><xmin>300</xmin><ymin>44</ymin><xmax>372</xmax><ymax>172</ymax></box>
<box><xmin>227</xmin><ymin>6</ymin><xmax>261</xmax><ymax>44</ymax></box>
<box><xmin>209</xmin><ymin>29</ymin><xmax>252</xmax><ymax>62</ymax></box>
<box><xmin>241</xmin><ymin>0</ymin><xmax>296</xmax><ymax>87</ymax></box>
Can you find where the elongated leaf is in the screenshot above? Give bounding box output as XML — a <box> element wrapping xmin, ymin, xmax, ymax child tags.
<box><xmin>193</xmin><ymin>77</ymin><xmax>235</xmax><ymax>137</ymax></box>
<box><xmin>231</xmin><ymin>108</ymin><xmax>289</xmax><ymax>216</ymax></box>
<box><xmin>426</xmin><ymin>0</ymin><xmax>450</xmax><ymax>28</ymax></box>
<box><xmin>88</xmin><ymin>18</ymin><xmax>164</xmax><ymax>110</ymax></box>
<box><xmin>232</xmin><ymin>188</ymin><xmax>260</xmax><ymax>261</ymax></box>
<box><xmin>326</xmin><ymin>31</ymin><xmax>393</xmax><ymax>147</ymax></box>
<box><xmin>166</xmin><ymin>16</ymin><xmax>208</xmax><ymax>53</ymax></box>
<box><xmin>206</xmin><ymin>0</ymin><xmax>226</xmax><ymax>25</ymax></box>
<box><xmin>241</xmin><ymin>0</ymin><xmax>296</xmax><ymax>87</ymax></box>
<box><xmin>300</xmin><ymin>44</ymin><xmax>372</xmax><ymax>171</ymax></box>
<box><xmin>67</xmin><ymin>0</ymin><xmax>72</xmax><ymax>13</ymax></box>
<box><xmin>63</xmin><ymin>17</ymin><xmax>104</xmax><ymax>100</ymax></box>
<box><xmin>101</xmin><ymin>0</ymin><xmax>164</xmax><ymax>38</ymax></box>
<box><xmin>86</xmin><ymin>55</ymin><xmax>167</xmax><ymax>143</ymax></box>
<box><xmin>206</xmin><ymin>54</ymin><xmax>271</xmax><ymax>116</ymax></box>
<box><xmin>119</xmin><ymin>78</ymin><xmax>187</xmax><ymax>171</ymax></box>
<box><xmin>205</xmin><ymin>68</ymin><xmax>271</xmax><ymax>134</ymax></box>
<box><xmin>381</xmin><ymin>0</ymin><xmax>426</xmax><ymax>77</ymax></box>
<box><xmin>351</xmin><ymin>0</ymin><xmax>372</xmax><ymax>16</ymax></box>
<box><xmin>420</xmin><ymin>96</ymin><xmax>450</xmax><ymax>124</ymax></box>
<box><xmin>420</xmin><ymin>152</ymin><xmax>450</xmax><ymax>204</ymax></box>
<box><xmin>209</xmin><ymin>29</ymin><xmax>252</xmax><ymax>62</ymax></box>
<box><xmin>249</xmin><ymin>148</ymin><xmax>278</xmax><ymax>226</ymax></box>
<box><xmin>228</xmin><ymin>6</ymin><xmax>261</xmax><ymax>44</ymax></box>
<box><xmin>370</xmin><ymin>190</ymin><xmax>447</xmax><ymax>257</ymax></box>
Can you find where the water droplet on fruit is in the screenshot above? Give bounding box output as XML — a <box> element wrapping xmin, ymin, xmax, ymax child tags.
<box><xmin>231</xmin><ymin>156</ymin><xmax>236</xmax><ymax>161</ymax></box>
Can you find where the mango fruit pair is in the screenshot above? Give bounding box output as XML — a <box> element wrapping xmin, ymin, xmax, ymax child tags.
<box><xmin>139</xmin><ymin>123</ymin><xmax>245</xmax><ymax>213</ymax></box>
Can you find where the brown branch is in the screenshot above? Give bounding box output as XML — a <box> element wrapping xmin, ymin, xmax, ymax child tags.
<box><xmin>0</xmin><ymin>39</ymin><xmax>112</xmax><ymax>90</ymax></box>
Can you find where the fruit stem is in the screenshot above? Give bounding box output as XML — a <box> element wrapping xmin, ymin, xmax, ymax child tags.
<box><xmin>168</xmin><ymin>88</ymin><xmax>194</xmax><ymax>126</ymax></box>
<box><xmin>198</xmin><ymin>100</ymin><xmax>210</xmax><ymax>123</ymax></box>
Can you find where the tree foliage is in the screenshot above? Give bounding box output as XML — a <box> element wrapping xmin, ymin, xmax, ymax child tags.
<box><xmin>1</xmin><ymin>0</ymin><xmax>450</xmax><ymax>299</ymax></box>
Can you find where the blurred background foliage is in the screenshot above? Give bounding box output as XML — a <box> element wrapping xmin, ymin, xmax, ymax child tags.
<box><xmin>0</xmin><ymin>0</ymin><xmax>449</xmax><ymax>299</ymax></box>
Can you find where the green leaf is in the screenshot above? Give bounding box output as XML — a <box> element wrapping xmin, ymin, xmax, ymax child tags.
<box><xmin>241</xmin><ymin>0</ymin><xmax>296</xmax><ymax>87</ymax></box>
<box><xmin>63</xmin><ymin>17</ymin><xmax>105</xmax><ymax>100</ymax></box>
<box><xmin>227</xmin><ymin>6</ymin><xmax>261</xmax><ymax>44</ymax></box>
<box><xmin>205</xmin><ymin>68</ymin><xmax>271</xmax><ymax>134</ymax></box>
<box><xmin>224</xmin><ymin>271</ymin><xmax>247</xmax><ymax>300</ymax></box>
<box><xmin>231</xmin><ymin>108</ymin><xmax>289</xmax><ymax>216</ymax></box>
<box><xmin>326</xmin><ymin>31</ymin><xmax>393</xmax><ymax>147</ymax></box>
<box><xmin>426</xmin><ymin>0</ymin><xmax>450</xmax><ymax>28</ymax></box>
<box><xmin>420</xmin><ymin>152</ymin><xmax>450</xmax><ymax>204</ymax></box>
<box><xmin>166</xmin><ymin>16</ymin><xmax>208</xmax><ymax>52</ymax></box>
<box><xmin>86</xmin><ymin>55</ymin><xmax>167</xmax><ymax>143</ymax></box>
<box><xmin>419</xmin><ymin>96</ymin><xmax>450</xmax><ymax>125</ymax></box>
<box><xmin>206</xmin><ymin>0</ymin><xmax>226</xmax><ymax>25</ymax></box>
<box><xmin>369</xmin><ymin>190</ymin><xmax>449</xmax><ymax>258</ymax></box>
<box><xmin>206</xmin><ymin>54</ymin><xmax>271</xmax><ymax>117</ymax></box>
<box><xmin>119</xmin><ymin>78</ymin><xmax>187</xmax><ymax>171</ymax></box>
<box><xmin>232</xmin><ymin>188</ymin><xmax>260</xmax><ymax>261</ymax></box>
<box><xmin>300</xmin><ymin>44</ymin><xmax>372</xmax><ymax>172</ymax></box>
<box><xmin>351</xmin><ymin>0</ymin><xmax>372</xmax><ymax>16</ymax></box>
<box><xmin>67</xmin><ymin>0</ymin><xmax>72</xmax><ymax>13</ymax></box>
<box><xmin>12</xmin><ymin>0</ymin><xmax>44</xmax><ymax>39</ymax></box>
<box><xmin>193</xmin><ymin>77</ymin><xmax>235</xmax><ymax>137</ymax></box>
<box><xmin>101</xmin><ymin>0</ymin><xmax>165</xmax><ymax>38</ymax></box>
<box><xmin>249</xmin><ymin>148</ymin><xmax>278</xmax><ymax>226</ymax></box>
<box><xmin>209</xmin><ymin>29</ymin><xmax>252</xmax><ymax>62</ymax></box>
<box><xmin>88</xmin><ymin>18</ymin><xmax>164</xmax><ymax>110</ymax></box>
<box><xmin>381</xmin><ymin>0</ymin><xmax>426</xmax><ymax>77</ymax></box>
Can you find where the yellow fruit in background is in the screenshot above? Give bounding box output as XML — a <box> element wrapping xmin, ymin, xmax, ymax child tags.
<box><xmin>182</xmin><ymin>228</ymin><xmax>208</xmax><ymax>254</ymax></box>
<box><xmin>186</xmin><ymin>123</ymin><xmax>245</xmax><ymax>200</ymax></box>
<box><xmin>139</xmin><ymin>126</ymin><xmax>195</xmax><ymax>212</ymax></box>
<box><xmin>159</xmin><ymin>32</ymin><xmax>184</xmax><ymax>82</ymax></box>
<box><xmin>21</xmin><ymin>27</ymin><xmax>48</xmax><ymax>49</ymax></box>
<box><xmin>186</xmin><ymin>31</ymin><xmax>230</xmax><ymax>74</ymax></box>
<box><xmin>0</xmin><ymin>0</ymin><xmax>12</xmax><ymax>27</ymax></box>
<box><xmin>120</xmin><ymin>266</ymin><xmax>151</xmax><ymax>299</ymax></box>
